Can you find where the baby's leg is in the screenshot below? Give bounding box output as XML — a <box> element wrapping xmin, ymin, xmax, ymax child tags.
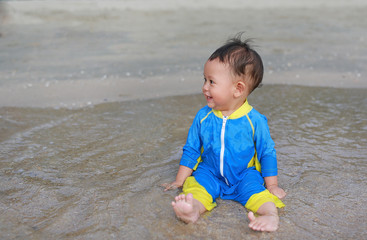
<box><xmin>235</xmin><ymin>168</ymin><xmax>284</xmax><ymax>232</ymax></box>
<box><xmin>172</xmin><ymin>175</ymin><xmax>217</xmax><ymax>223</ymax></box>
<box><xmin>172</xmin><ymin>193</ymin><xmax>206</xmax><ymax>223</ymax></box>
<box><xmin>248</xmin><ymin>201</ymin><xmax>279</xmax><ymax>232</ymax></box>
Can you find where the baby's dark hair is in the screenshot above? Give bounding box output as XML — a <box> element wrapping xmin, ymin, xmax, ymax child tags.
<box><xmin>208</xmin><ymin>33</ymin><xmax>264</xmax><ymax>92</ymax></box>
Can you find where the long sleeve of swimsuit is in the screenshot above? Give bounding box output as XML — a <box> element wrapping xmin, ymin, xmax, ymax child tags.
<box><xmin>179</xmin><ymin>109</ymin><xmax>204</xmax><ymax>169</ymax></box>
<box><xmin>252</xmin><ymin>113</ymin><xmax>278</xmax><ymax>177</ymax></box>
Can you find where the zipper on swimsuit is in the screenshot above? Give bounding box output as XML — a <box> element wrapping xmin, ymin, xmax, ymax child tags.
<box><xmin>220</xmin><ymin>116</ymin><xmax>229</xmax><ymax>185</ymax></box>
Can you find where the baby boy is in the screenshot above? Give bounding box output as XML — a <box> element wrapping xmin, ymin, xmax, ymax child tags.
<box><xmin>164</xmin><ymin>34</ymin><xmax>286</xmax><ymax>232</ymax></box>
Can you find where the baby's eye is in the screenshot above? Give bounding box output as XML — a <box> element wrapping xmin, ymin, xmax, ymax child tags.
<box><xmin>203</xmin><ymin>78</ymin><xmax>214</xmax><ymax>85</ymax></box>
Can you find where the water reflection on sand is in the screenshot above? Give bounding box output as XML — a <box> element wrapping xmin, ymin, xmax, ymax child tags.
<box><xmin>1</xmin><ymin>85</ymin><xmax>366</xmax><ymax>239</ymax></box>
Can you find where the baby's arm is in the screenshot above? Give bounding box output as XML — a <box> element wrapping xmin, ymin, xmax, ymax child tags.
<box><xmin>264</xmin><ymin>176</ymin><xmax>286</xmax><ymax>199</ymax></box>
<box><xmin>163</xmin><ymin>165</ymin><xmax>193</xmax><ymax>191</ymax></box>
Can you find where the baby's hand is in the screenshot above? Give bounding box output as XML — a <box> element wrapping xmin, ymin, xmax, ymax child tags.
<box><xmin>162</xmin><ymin>181</ymin><xmax>182</xmax><ymax>192</ymax></box>
<box><xmin>267</xmin><ymin>185</ymin><xmax>286</xmax><ymax>199</ymax></box>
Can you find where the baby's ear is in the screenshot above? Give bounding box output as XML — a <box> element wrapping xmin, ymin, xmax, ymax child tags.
<box><xmin>234</xmin><ymin>81</ymin><xmax>246</xmax><ymax>98</ymax></box>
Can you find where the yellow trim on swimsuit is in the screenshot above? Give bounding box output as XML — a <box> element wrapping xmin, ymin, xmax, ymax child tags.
<box><xmin>245</xmin><ymin>114</ymin><xmax>262</xmax><ymax>173</ymax></box>
<box><xmin>193</xmin><ymin>147</ymin><xmax>204</xmax><ymax>171</ymax></box>
<box><xmin>212</xmin><ymin>100</ymin><xmax>253</xmax><ymax>119</ymax></box>
<box><xmin>200</xmin><ymin>110</ymin><xmax>213</xmax><ymax>124</ymax></box>
<box><xmin>182</xmin><ymin>176</ymin><xmax>217</xmax><ymax>211</ymax></box>
<box><xmin>246</xmin><ymin>149</ymin><xmax>262</xmax><ymax>173</ymax></box>
<box><xmin>245</xmin><ymin>189</ymin><xmax>285</xmax><ymax>213</ymax></box>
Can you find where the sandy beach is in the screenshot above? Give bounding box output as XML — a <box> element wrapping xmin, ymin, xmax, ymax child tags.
<box><xmin>0</xmin><ymin>1</ymin><xmax>366</xmax><ymax>239</ymax></box>
<box><xmin>0</xmin><ymin>0</ymin><xmax>366</xmax><ymax>108</ymax></box>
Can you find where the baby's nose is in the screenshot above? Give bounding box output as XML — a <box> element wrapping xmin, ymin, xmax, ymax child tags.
<box><xmin>202</xmin><ymin>82</ymin><xmax>209</xmax><ymax>91</ymax></box>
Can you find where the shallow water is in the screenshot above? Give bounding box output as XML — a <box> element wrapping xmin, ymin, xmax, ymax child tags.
<box><xmin>1</xmin><ymin>85</ymin><xmax>366</xmax><ymax>239</ymax></box>
<box><xmin>0</xmin><ymin>4</ymin><xmax>366</xmax><ymax>108</ymax></box>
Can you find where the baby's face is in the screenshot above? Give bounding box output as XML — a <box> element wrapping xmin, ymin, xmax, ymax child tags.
<box><xmin>202</xmin><ymin>58</ymin><xmax>238</xmax><ymax>113</ymax></box>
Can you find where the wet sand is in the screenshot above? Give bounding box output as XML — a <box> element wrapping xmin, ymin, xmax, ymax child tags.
<box><xmin>1</xmin><ymin>86</ymin><xmax>366</xmax><ymax>239</ymax></box>
<box><xmin>1</xmin><ymin>1</ymin><xmax>367</xmax><ymax>239</ymax></box>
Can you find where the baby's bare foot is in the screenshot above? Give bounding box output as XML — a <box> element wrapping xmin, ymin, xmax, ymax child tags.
<box><xmin>248</xmin><ymin>211</ymin><xmax>279</xmax><ymax>232</ymax></box>
<box><xmin>172</xmin><ymin>193</ymin><xmax>200</xmax><ymax>223</ymax></box>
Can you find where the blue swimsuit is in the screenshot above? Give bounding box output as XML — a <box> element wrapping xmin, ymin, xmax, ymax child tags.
<box><xmin>180</xmin><ymin>100</ymin><xmax>281</xmax><ymax>207</ymax></box>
